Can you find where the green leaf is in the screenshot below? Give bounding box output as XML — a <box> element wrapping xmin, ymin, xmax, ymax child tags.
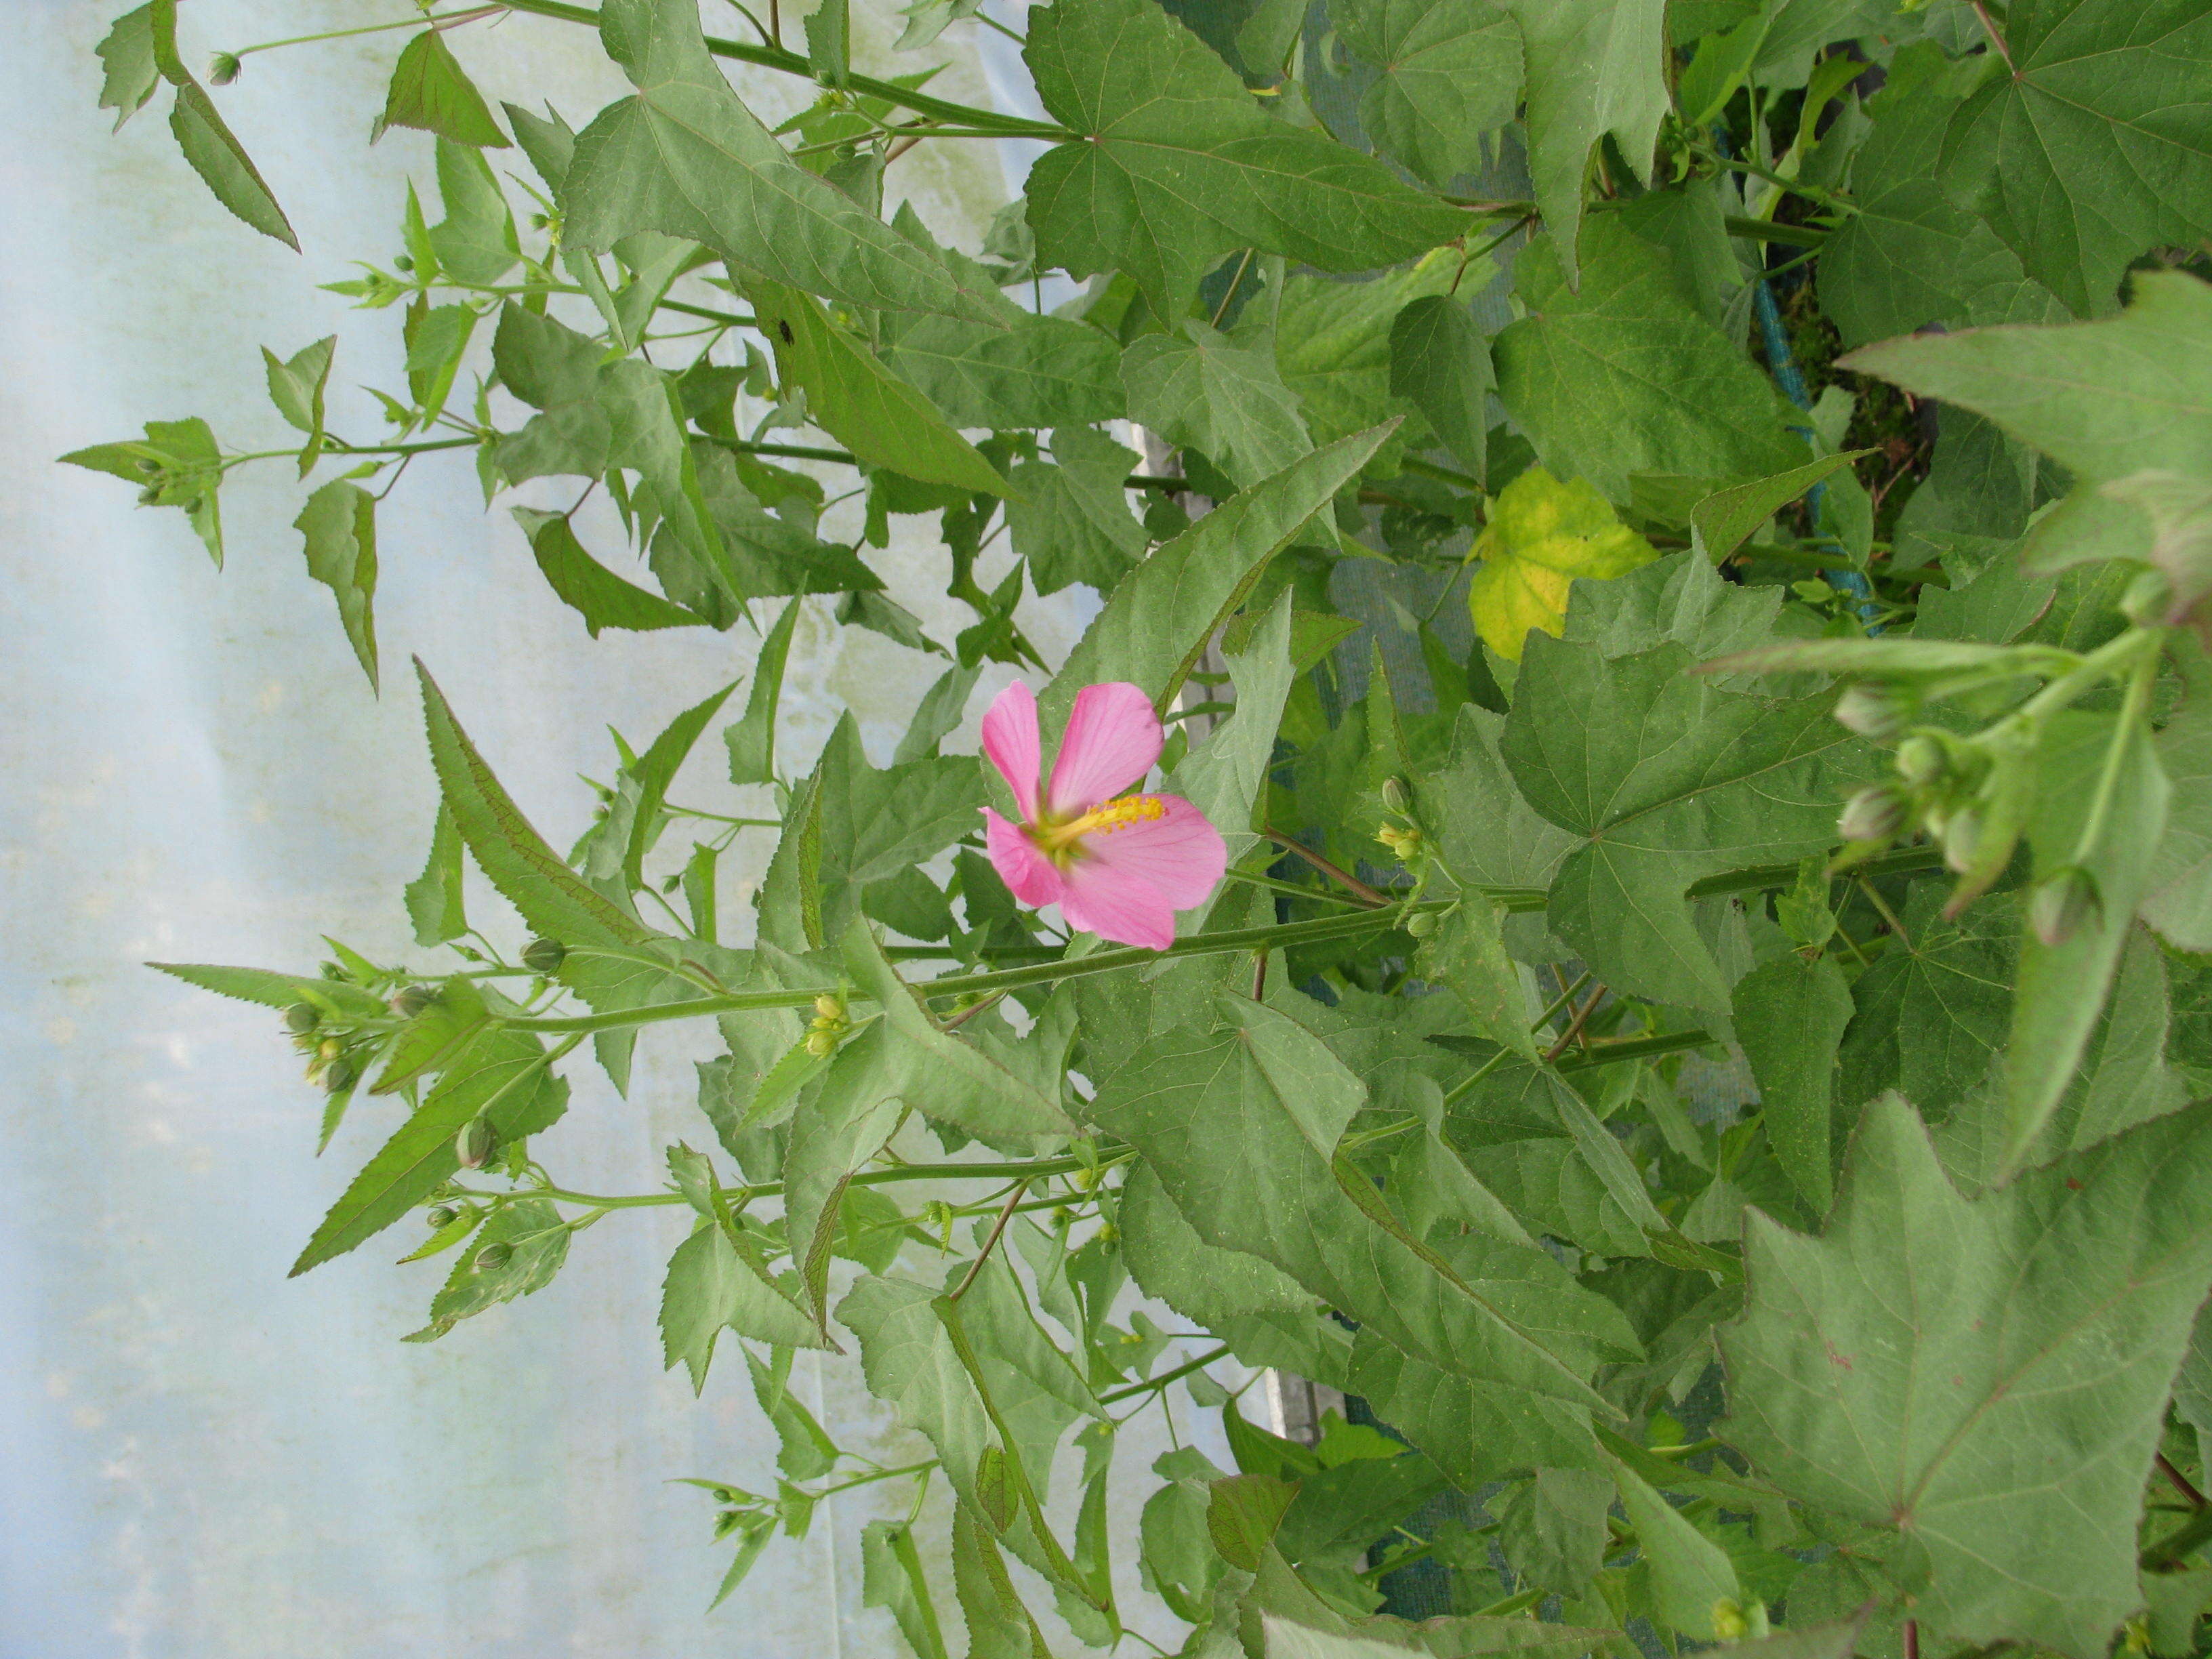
<box><xmin>407</xmin><ymin>1196</ymin><xmax>572</xmax><ymax>1338</ymax></box>
<box><xmin>1086</xmin><ymin>994</ymin><xmax>1629</xmax><ymax>1406</ymax></box>
<box><xmin>1818</xmin><ymin>43</ymin><xmax>2067</xmax><ymax>350</ymax></box>
<box><xmin>1839</xmin><ymin>270</ymin><xmax>2212</xmax><ymax>579</ymax></box>
<box><xmin>1494</xmin><ymin>218</ymin><xmax>1804</xmax><ymax>499</ymax></box>
<box><xmin>749</xmin><ymin>279</ymin><xmax>1008</xmax><ymax>498</ymax></box>
<box><xmin>2144</xmin><ymin>660</ymin><xmax>2212</xmax><ymax>951</ymax></box>
<box><xmin>1733</xmin><ymin>954</ymin><xmax>1851</xmax><ymax>1214</ymax></box>
<box><xmin>861</xmin><ymin>1520</ymin><xmax>950</xmax><ymax>1659</ymax></box>
<box><xmin>1347</xmin><ymin>1334</ymin><xmax>1605</xmax><ymax>1488</ymax></box>
<box><xmin>1723</xmin><ymin>1094</ymin><xmax>2212</xmax><ymax>1656</ymax></box>
<box><xmin>659</xmin><ymin>1221</ymin><xmax>823</xmax><ymax>1391</ymax></box>
<box><xmin>510</xmin><ymin>506</ymin><xmax>707</xmax><ymax>638</ymax></box>
<box><xmin>1005</xmin><ymin>427</ymin><xmax>1149</xmax><ymax>597</ymax></box>
<box><xmin>1021</xmin><ymin>0</ymin><xmax>1469</xmax><ymax>312</ymax></box>
<box><xmin>1046</xmin><ymin>424</ymin><xmax>1395</xmax><ymax>724</ymax></box>
<box><xmin>2002</xmin><ymin>708</ymin><xmax>2171</xmax><ymax>1174</ymax></box>
<box><xmin>1467</xmin><ymin>466</ymin><xmax>1657</xmax><ymax>661</ymax></box>
<box><xmin>1331</xmin><ymin>0</ymin><xmax>1523</xmax><ymax>186</ymax></box>
<box><xmin>562</xmin><ymin>0</ymin><xmax>1003</xmax><ymax>325</ymax></box>
<box><xmin>1418</xmin><ymin>900</ymin><xmax>1540</xmax><ymax>1063</ymax></box>
<box><xmin>415</xmin><ymin>662</ymin><xmax>656</xmax><ymax>951</ymax></box>
<box><xmin>293</xmin><ymin>480</ymin><xmax>380</xmax><ymax>691</ymax></box>
<box><xmin>491</xmin><ymin>304</ymin><xmax>611</xmax><ymax>483</ymax></box>
<box><xmin>404</xmin><ymin>802</ymin><xmax>468</xmax><ymax>949</ymax></box>
<box><xmin>1504</xmin><ymin>0</ymin><xmax>1668</xmax><ymax>272</ymax></box>
<box><xmin>165</xmin><ymin>78</ymin><xmax>300</xmax><ymax>250</ymax></box>
<box><xmin>97</xmin><ymin>5</ymin><xmax>161</xmax><ymax>131</ymax></box>
<box><xmin>1690</xmin><ymin>451</ymin><xmax>1874</xmax><ymax>562</ymax></box>
<box><xmin>1390</xmin><ymin>293</ymin><xmax>1494</xmax><ymax>481</ymax></box>
<box><xmin>746</xmin><ymin>1345</ymin><xmax>842</xmax><ymax>1475</ymax></box>
<box><xmin>1942</xmin><ymin>0</ymin><xmax>2212</xmax><ymax>317</ymax></box>
<box><xmin>1839</xmin><ymin>882</ymin><xmax>2017</xmax><ymax>1120</ymax></box>
<box><xmin>806</xmin><ymin>0</ymin><xmax>851</xmax><ymax>87</ymax></box>
<box><xmin>426</xmin><ymin>139</ymin><xmax>519</xmax><ymax>285</ymax></box>
<box><xmin>1168</xmin><ymin>590</ymin><xmax>1298</xmax><ymax>869</ymax></box>
<box><xmin>1501</xmin><ymin>636</ymin><xmax>1876</xmax><ymax>1011</ymax></box>
<box><xmin>150</xmin><ymin>960</ymin><xmax>386</xmax><ymax>1019</ymax></box>
<box><xmin>1610</xmin><ymin>1454</ymin><xmax>1742</xmax><ymax>1640</ymax></box>
<box><xmin>884</xmin><ymin>309</ymin><xmax>1122</xmax><ymax>431</ymax></box>
<box><xmin>1119</xmin><ymin>1161</ymin><xmax>1312</xmax><ymax>1326</ymax></box>
<box><xmin>261</xmin><ymin>335</ymin><xmax>335</xmax><ymax>478</ymax></box>
<box><xmin>377</xmin><ymin>28</ymin><xmax>510</xmax><ymax>148</ymax></box>
<box><xmin>1497</xmin><ymin>1467</ymin><xmax>1612</xmax><ymax>1597</ymax></box>
<box><xmin>725</xmin><ymin>596</ymin><xmax>802</xmax><ymax>786</ymax></box>
<box><xmin>1123</xmin><ymin>321</ymin><xmax>1312</xmax><ymax>491</ymax></box>
<box><xmin>66</xmin><ymin>416</ymin><xmax>227</xmax><ymax>566</ymax></box>
<box><xmin>292</xmin><ymin>1025</ymin><xmax>568</xmax><ymax>1275</ymax></box>
<box><xmin>1277</xmin><ymin>257</ymin><xmax>1470</xmax><ymax>451</ymax></box>
<box><xmin>1208</xmin><ymin>1473</ymin><xmax>1298</xmax><ymax>1573</ymax></box>
<box><xmin>1414</xmin><ymin>704</ymin><xmax>1577</xmax><ymax>894</ymax></box>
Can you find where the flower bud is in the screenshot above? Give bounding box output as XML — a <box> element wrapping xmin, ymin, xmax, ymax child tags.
<box><xmin>390</xmin><ymin>983</ymin><xmax>438</xmax><ymax>1019</ymax></box>
<box><xmin>455</xmin><ymin>1115</ymin><xmax>497</xmax><ymax>1170</ymax></box>
<box><xmin>1405</xmin><ymin>911</ymin><xmax>1437</xmax><ymax>938</ymax></box>
<box><xmin>1894</xmin><ymin>735</ymin><xmax>1946</xmax><ymax>787</ymax></box>
<box><xmin>208</xmin><ymin>51</ymin><xmax>242</xmax><ymax>85</ymax></box>
<box><xmin>1712</xmin><ymin>1599</ymin><xmax>1750</xmax><ymax>1642</ymax></box>
<box><xmin>521</xmin><ymin>938</ymin><xmax>567</xmax><ymax>975</ymax></box>
<box><xmin>1837</xmin><ymin>785</ymin><xmax>1905</xmax><ymax>843</ymax></box>
<box><xmin>2123</xmin><ymin>568</ymin><xmax>2175</xmax><ymax>627</ymax></box>
<box><xmin>1375</xmin><ymin>823</ymin><xmax>1423</xmax><ymax>860</ymax></box>
<box><xmin>1942</xmin><ymin>806</ymin><xmax>1984</xmax><ymax>874</ymax></box>
<box><xmin>317</xmin><ymin>1037</ymin><xmax>344</xmax><ymax>1062</ymax></box>
<box><xmin>803</xmin><ymin>1027</ymin><xmax>839</xmax><ymax>1058</ymax></box>
<box><xmin>426</xmin><ymin>1206</ymin><xmax>459</xmax><ymax>1229</ymax></box>
<box><xmin>285</xmin><ymin>1002</ymin><xmax>319</xmax><ymax>1035</ymax></box>
<box><xmin>813</xmin><ymin>994</ymin><xmax>846</xmax><ymax>1023</ymax></box>
<box><xmin>2030</xmin><ymin>865</ymin><xmax>2100</xmax><ymax>947</ymax></box>
<box><xmin>323</xmin><ymin>1059</ymin><xmax>356</xmax><ymax>1094</ymax></box>
<box><xmin>474</xmin><ymin>1242</ymin><xmax>514</xmax><ymax>1273</ymax></box>
<box><xmin>1833</xmin><ymin>680</ymin><xmax>1912</xmax><ymax>741</ymax></box>
<box><xmin>1380</xmin><ymin>777</ymin><xmax>1412</xmax><ymax>814</ymax></box>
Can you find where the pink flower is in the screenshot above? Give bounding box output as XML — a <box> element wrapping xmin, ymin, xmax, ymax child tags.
<box><xmin>979</xmin><ymin>681</ymin><xmax>1228</xmax><ymax>951</ymax></box>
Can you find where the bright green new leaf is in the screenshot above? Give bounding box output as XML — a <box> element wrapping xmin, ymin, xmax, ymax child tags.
<box><xmin>1502</xmin><ymin>637</ymin><xmax>1878</xmax><ymax>1012</ymax></box>
<box><xmin>1022</xmin><ymin>0</ymin><xmax>1469</xmax><ymax>312</ymax></box>
<box><xmin>562</xmin><ymin>0</ymin><xmax>1004</xmax><ymax>324</ymax></box>
<box><xmin>1330</xmin><ymin>0</ymin><xmax>1523</xmax><ymax>187</ymax></box>
<box><xmin>1723</xmin><ymin>1094</ymin><xmax>2212</xmax><ymax>1656</ymax></box>
<box><xmin>293</xmin><ymin>480</ymin><xmax>380</xmax><ymax>691</ymax></box>
<box><xmin>1942</xmin><ymin>0</ymin><xmax>2212</xmax><ymax>316</ymax></box>
<box><xmin>1468</xmin><ymin>466</ymin><xmax>1657</xmax><ymax>660</ymax></box>
<box><xmin>1122</xmin><ymin>321</ymin><xmax>1311</xmax><ymax>490</ymax></box>
<box><xmin>1275</xmin><ymin>255</ymin><xmax>1468</xmax><ymax>451</ymax></box>
<box><xmin>377</xmin><ymin>29</ymin><xmax>510</xmax><ymax>148</ymax></box>
<box><xmin>1496</xmin><ymin>220</ymin><xmax>1805</xmax><ymax>499</ymax></box>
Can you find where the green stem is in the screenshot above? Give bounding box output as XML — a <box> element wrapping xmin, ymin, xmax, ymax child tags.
<box><xmin>498</xmin><ymin>907</ymin><xmax>1422</xmax><ymax>1033</ymax></box>
<box><xmin>478</xmin><ymin>1149</ymin><xmax>1131</xmax><ymax>1212</ymax></box>
<box><xmin>2068</xmin><ymin>645</ymin><xmax>2160</xmax><ymax>867</ymax></box>
<box><xmin>2144</xmin><ymin>1503</ymin><xmax>2212</xmax><ymax>1569</ymax></box>
<box><xmin>230</xmin><ymin>7</ymin><xmax>501</xmax><ymax>59</ymax></box>
<box><xmin>1099</xmin><ymin>1344</ymin><xmax>1232</xmax><ymax>1406</ymax></box>
<box><xmin>491</xmin><ymin>0</ymin><xmax>1072</xmax><ymax>137</ymax></box>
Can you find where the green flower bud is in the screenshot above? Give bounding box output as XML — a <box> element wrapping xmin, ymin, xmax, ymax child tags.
<box><xmin>1837</xmin><ymin>785</ymin><xmax>1905</xmax><ymax>843</ymax></box>
<box><xmin>285</xmin><ymin>1002</ymin><xmax>319</xmax><ymax>1035</ymax></box>
<box><xmin>316</xmin><ymin>1037</ymin><xmax>344</xmax><ymax>1061</ymax></box>
<box><xmin>426</xmin><ymin>1205</ymin><xmax>459</xmax><ymax>1229</ymax></box>
<box><xmin>474</xmin><ymin>1242</ymin><xmax>514</xmax><ymax>1273</ymax></box>
<box><xmin>1894</xmin><ymin>734</ymin><xmax>1946</xmax><ymax>787</ymax></box>
<box><xmin>1380</xmin><ymin>776</ymin><xmax>1412</xmax><ymax>814</ymax></box>
<box><xmin>323</xmin><ymin>1059</ymin><xmax>356</xmax><ymax>1094</ymax></box>
<box><xmin>2123</xmin><ymin>567</ymin><xmax>2175</xmax><ymax>627</ymax></box>
<box><xmin>390</xmin><ymin>983</ymin><xmax>439</xmax><ymax>1019</ymax></box>
<box><xmin>804</xmin><ymin>1027</ymin><xmax>839</xmax><ymax>1058</ymax></box>
<box><xmin>1712</xmin><ymin>1599</ymin><xmax>1750</xmax><ymax>1642</ymax></box>
<box><xmin>1405</xmin><ymin>910</ymin><xmax>1438</xmax><ymax>938</ymax></box>
<box><xmin>394</xmin><ymin>254</ymin><xmax>415</xmax><ymax>273</ymax></box>
<box><xmin>1942</xmin><ymin>806</ymin><xmax>1984</xmax><ymax>874</ymax></box>
<box><xmin>455</xmin><ymin>1115</ymin><xmax>498</xmax><ymax>1170</ymax></box>
<box><xmin>208</xmin><ymin>51</ymin><xmax>242</xmax><ymax>85</ymax></box>
<box><xmin>521</xmin><ymin>938</ymin><xmax>567</xmax><ymax>975</ymax></box>
<box><xmin>1833</xmin><ymin>680</ymin><xmax>1913</xmax><ymax>741</ymax></box>
<box><xmin>2030</xmin><ymin>865</ymin><xmax>2100</xmax><ymax>947</ymax></box>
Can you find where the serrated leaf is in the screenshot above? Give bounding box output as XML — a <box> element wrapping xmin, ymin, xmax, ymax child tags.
<box><xmin>378</xmin><ymin>28</ymin><xmax>509</xmax><ymax>148</ymax></box>
<box><xmin>1390</xmin><ymin>292</ymin><xmax>1493</xmax><ymax>481</ymax></box>
<box><xmin>291</xmin><ymin>1025</ymin><xmax>568</xmax><ymax>1275</ymax></box>
<box><xmin>1505</xmin><ymin>0</ymin><xmax>1667</xmax><ymax>272</ymax></box>
<box><xmin>150</xmin><ymin>960</ymin><xmax>386</xmax><ymax>1018</ymax></box>
<box><xmin>97</xmin><ymin>5</ymin><xmax>160</xmax><ymax>131</ymax></box>
<box><xmin>725</xmin><ymin>595</ymin><xmax>801</xmax><ymax>786</ymax></box>
<box><xmin>293</xmin><ymin>480</ymin><xmax>380</xmax><ymax>691</ymax></box>
<box><xmin>1123</xmin><ymin>321</ymin><xmax>1311</xmax><ymax>491</ymax></box>
<box><xmin>1021</xmin><ymin>0</ymin><xmax>1469</xmax><ymax>312</ymax></box>
<box><xmin>1005</xmin><ymin>426</ymin><xmax>1148</xmax><ymax>597</ymax></box>
<box><xmin>562</xmin><ymin>0</ymin><xmax>1003</xmax><ymax>325</ymax></box>
<box><xmin>1610</xmin><ymin>1454</ymin><xmax>1741</xmax><ymax>1640</ymax></box>
<box><xmin>1045</xmin><ymin>423</ymin><xmax>1396</xmax><ymax>725</ymax></box>
<box><xmin>261</xmin><ymin>335</ymin><xmax>335</xmax><ymax>478</ymax></box>
<box><xmin>1723</xmin><ymin>1094</ymin><xmax>2212</xmax><ymax>1656</ymax></box>
<box><xmin>160</xmin><ymin>59</ymin><xmax>299</xmax><ymax>249</ymax></box>
<box><xmin>1498</xmin><ymin>1467</ymin><xmax>1612</xmax><ymax>1597</ymax></box>
<box><xmin>861</xmin><ymin>1519</ymin><xmax>951</xmax><ymax>1659</ymax></box>
<box><xmin>1733</xmin><ymin>954</ymin><xmax>1851</xmax><ymax>1214</ymax></box>
<box><xmin>405</xmin><ymin>802</ymin><xmax>467</xmax><ymax>948</ymax></box>
<box><xmin>1467</xmin><ymin>467</ymin><xmax>1656</xmax><ymax>661</ymax></box>
<box><xmin>884</xmin><ymin>308</ymin><xmax>1122</xmax><ymax>431</ymax></box>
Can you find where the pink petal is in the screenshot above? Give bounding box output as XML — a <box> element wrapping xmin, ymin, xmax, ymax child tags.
<box><xmin>1057</xmin><ymin>796</ymin><xmax>1228</xmax><ymax>949</ymax></box>
<box><xmin>980</xmin><ymin>680</ymin><xmax>1042</xmax><ymax>822</ymax></box>
<box><xmin>1059</xmin><ymin>869</ymin><xmax>1177</xmax><ymax>951</ymax></box>
<box><xmin>1046</xmin><ymin>682</ymin><xmax>1162</xmax><ymax>817</ymax></box>
<box><xmin>983</xmin><ymin>807</ymin><xmax>1063</xmax><ymax>909</ymax></box>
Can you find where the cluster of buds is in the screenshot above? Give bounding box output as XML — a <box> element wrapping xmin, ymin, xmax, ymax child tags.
<box><xmin>804</xmin><ymin>994</ymin><xmax>849</xmax><ymax>1058</ymax></box>
<box><xmin>286</xmin><ymin>1002</ymin><xmax>366</xmax><ymax>1094</ymax></box>
<box><xmin>1831</xmin><ymin>676</ymin><xmax>2104</xmax><ymax>947</ymax></box>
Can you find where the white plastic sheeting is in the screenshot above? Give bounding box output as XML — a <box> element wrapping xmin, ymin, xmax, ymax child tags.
<box><xmin>2</xmin><ymin>6</ymin><xmax>1236</xmax><ymax>1655</ymax></box>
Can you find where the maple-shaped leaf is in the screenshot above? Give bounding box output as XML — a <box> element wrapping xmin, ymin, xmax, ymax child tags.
<box><xmin>1467</xmin><ymin>468</ymin><xmax>1655</xmax><ymax>661</ymax></box>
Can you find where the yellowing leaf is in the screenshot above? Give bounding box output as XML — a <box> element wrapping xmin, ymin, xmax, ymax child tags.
<box><xmin>1467</xmin><ymin>468</ymin><xmax>1655</xmax><ymax>660</ymax></box>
